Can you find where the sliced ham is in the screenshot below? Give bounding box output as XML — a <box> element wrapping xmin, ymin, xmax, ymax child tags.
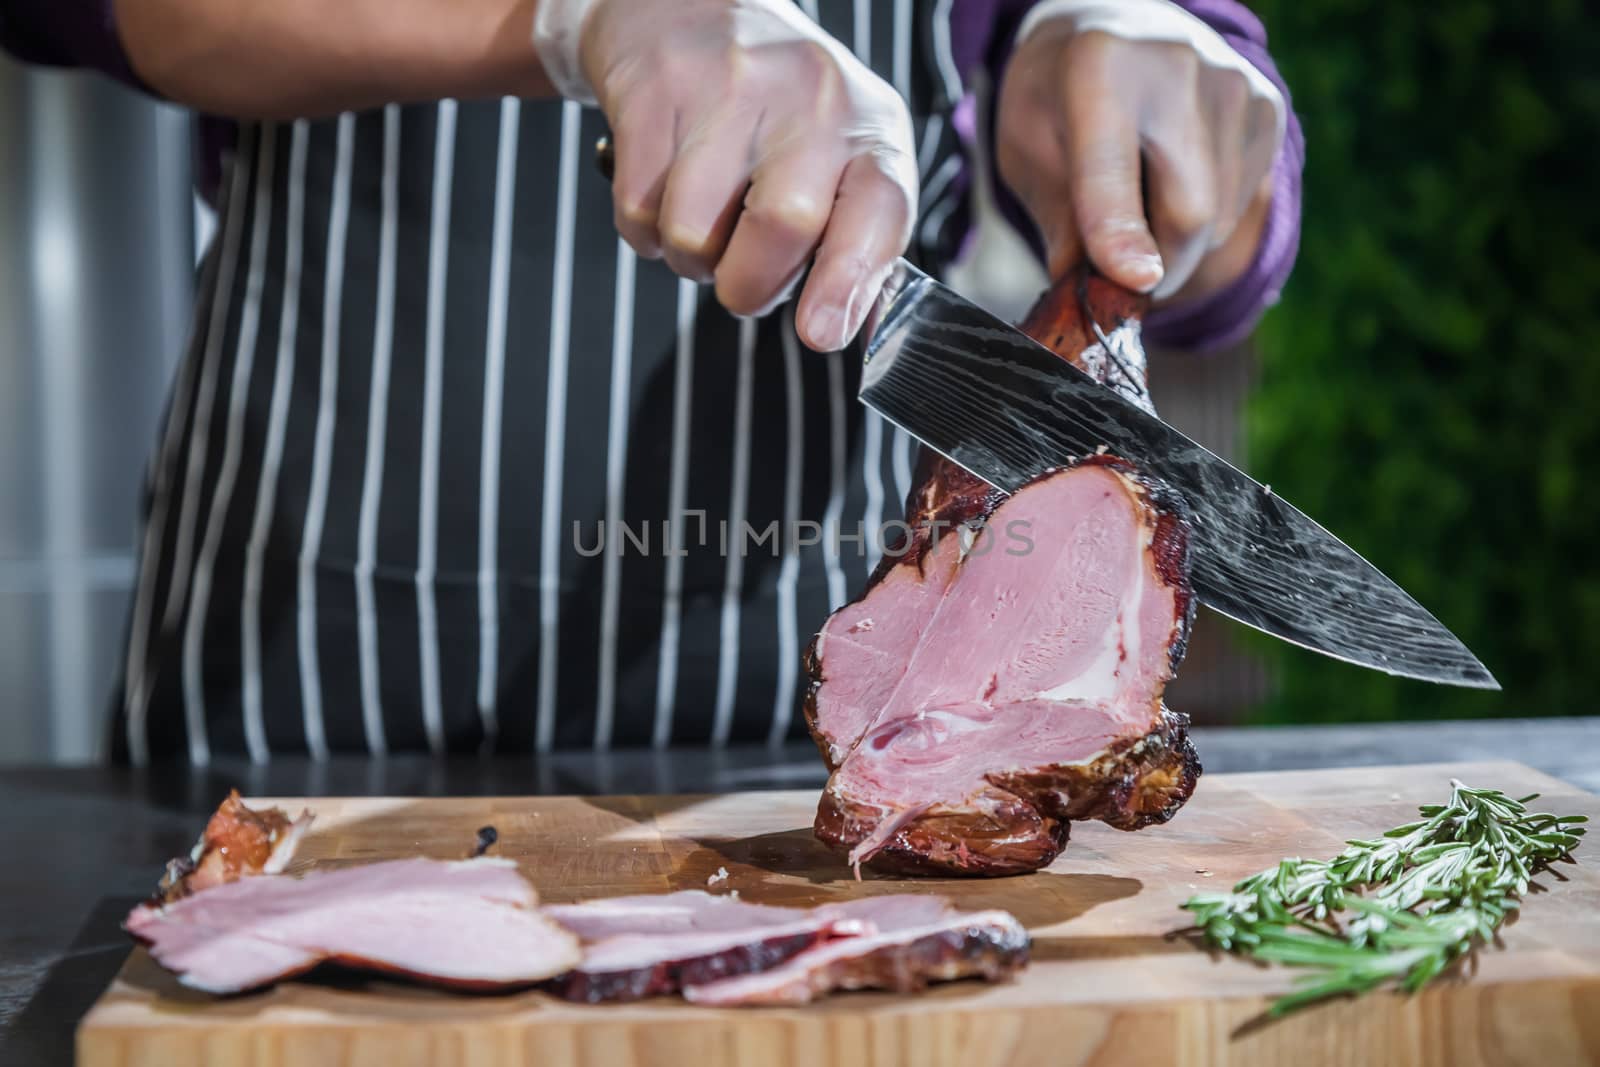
<box><xmin>128</xmin><ymin>796</ymin><xmax>1033</xmax><ymax>1004</ymax></box>
<box><xmin>125</xmin><ymin>857</ymin><xmax>580</xmax><ymax>994</ymax></box>
<box><xmin>685</xmin><ymin>896</ymin><xmax>1029</xmax><ymax>1006</ymax></box>
<box><xmin>548</xmin><ymin>891</ymin><xmax>1025</xmax><ymax>1005</ymax></box>
<box><xmin>543</xmin><ymin>891</ymin><xmax>863</xmax><ymax>1002</ymax></box>
<box><xmin>806</xmin><ymin>272</ymin><xmax>1201</xmax><ymax>877</ymax></box>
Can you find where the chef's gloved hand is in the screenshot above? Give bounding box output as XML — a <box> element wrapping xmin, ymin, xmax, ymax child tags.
<box><xmin>533</xmin><ymin>0</ymin><xmax>918</xmax><ymax>352</ymax></box>
<box><xmin>997</xmin><ymin>0</ymin><xmax>1286</xmax><ymax>303</ymax></box>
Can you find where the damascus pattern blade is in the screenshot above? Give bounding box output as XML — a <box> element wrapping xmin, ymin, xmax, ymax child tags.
<box><xmin>860</xmin><ymin>261</ymin><xmax>1497</xmax><ymax>690</ymax></box>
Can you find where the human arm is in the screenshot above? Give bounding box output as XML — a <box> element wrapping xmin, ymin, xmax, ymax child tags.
<box><xmin>0</xmin><ymin>0</ymin><xmax>557</xmax><ymax>118</ymax></box>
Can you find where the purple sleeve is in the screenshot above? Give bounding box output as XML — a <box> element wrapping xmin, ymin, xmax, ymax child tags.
<box><xmin>0</xmin><ymin>0</ymin><xmax>149</xmax><ymax>92</ymax></box>
<box><xmin>949</xmin><ymin>0</ymin><xmax>1304</xmax><ymax>353</ymax></box>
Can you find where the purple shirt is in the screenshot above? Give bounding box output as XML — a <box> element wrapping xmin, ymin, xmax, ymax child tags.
<box><xmin>0</xmin><ymin>0</ymin><xmax>1301</xmax><ymax>352</ymax></box>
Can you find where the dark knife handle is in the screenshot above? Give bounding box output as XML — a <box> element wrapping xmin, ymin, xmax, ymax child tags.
<box><xmin>1021</xmin><ymin>266</ymin><xmax>1147</xmax><ymax>361</ymax></box>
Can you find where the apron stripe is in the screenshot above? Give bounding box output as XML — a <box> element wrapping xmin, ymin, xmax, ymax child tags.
<box><xmin>893</xmin><ymin>0</ymin><xmax>912</xmax><ymax>94</ymax></box>
<box><xmin>123</xmin><ymin>130</ymin><xmax>252</xmax><ymax>766</ymax></box>
<box><xmin>353</xmin><ymin>104</ymin><xmax>402</xmax><ymax>756</ymax></box>
<box><xmin>853</xmin><ymin>0</ymin><xmax>887</xmax><ymax>575</ymax></box>
<box><xmin>768</xmin><ymin>306</ymin><xmax>807</xmax><ymax>745</ymax></box>
<box><xmin>711</xmin><ymin>316</ymin><xmax>759</xmax><ymax>747</ymax></box>
<box><xmin>930</xmin><ymin>0</ymin><xmax>963</xmax><ymax>105</ymax></box>
<box><xmin>821</xmin><ymin>352</ymin><xmax>848</xmax><ymax>612</ymax></box>
<box><xmin>297</xmin><ymin>113</ymin><xmax>355</xmax><ymax>762</ymax></box>
<box><xmin>594</xmin><ymin>240</ymin><xmax>638</xmax><ymax>750</ymax></box>
<box><xmin>415</xmin><ymin>99</ymin><xmax>458</xmax><ymax>756</ymax></box>
<box><xmin>892</xmin><ymin>426</ymin><xmax>915</xmax><ymax>508</ymax></box>
<box><xmin>889</xmin><ymin>0</ymin><xmax>916</xmax><ymax>511</ymax></box>
<box><xmin>919</xmin><ymin>154</ymin><xmax>963</xmax><ymax>249</ymax></box>
<box><xmin>534</xmin><ymin>100</ymin><xmax>582</xmax><ymax>754</ymax></box>
<box><xmin>182</xmin><ymin>122</ymin><xmax>279</xmax><ymax>765</ymax></box>
<box><xmin>241</xmin><ymin>119</ymin><xmax>310</xmax><ymax>764</ymax></box>
<box><xmin>476</xmin><ymin>97</ymin><xmax>520</xmax><ymax>746</ymax></box>
<box><xmin>917</xmin><ymin>113</ymin><xmax>946</xmax><ymax>179</ymax></box>
<box><xmin>652</xmin><ymin>279</ymin><xmax>698</xmax><ymax>748</ymax></box>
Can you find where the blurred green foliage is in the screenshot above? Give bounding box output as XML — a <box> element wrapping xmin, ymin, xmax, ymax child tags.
<box><xmin>1244</xmin><ymin>1</ymin><xmax>1600</xmax><ymax>721</ymax></box>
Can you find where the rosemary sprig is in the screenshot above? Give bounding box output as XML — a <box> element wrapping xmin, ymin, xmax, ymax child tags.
<box><xmin>1181</xmin><ymin>779</ymin><xmax>1586</xmax><ymax>1015</ymax></box>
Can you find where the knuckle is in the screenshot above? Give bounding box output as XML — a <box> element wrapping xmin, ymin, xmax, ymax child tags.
<box><xmin>745</xmin><ymin>189</ymin><xmax>830</xmax><ymax>241</ymax></box>
<box><xmin>1214</xmin><ymin>68</ymin><xmax>1250</xmax><ymax>115</ymax></box>
<box><xmin>613</xmin><ymin>185</ymin><xmax>658</xmax><ymax>229</ymax></box>
<box><xmin>1162</xmin><ymin>189</ymin><xmax>1215</xmax><ymax>239</ymax></box>
<box><xmin>791</xmin><ymin>39</ymin><xmax>839</xmax><ymax>85</ymax></box>
<box><xmin>1084</xmin><ymin>214</ymin><xmax>1151</xmax><ymax>249</ymax></box>
<box><xmin>1065</xmin><ymin>29</ymin><xmax>1117</xmax><ymax>65</ymax></box>
<box><xmin>1161</xmin><ymin>40</ymin><xmax>1202</xmax><ymax>80</ymax></box>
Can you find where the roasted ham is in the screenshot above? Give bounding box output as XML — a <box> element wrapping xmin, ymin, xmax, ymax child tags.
<box><xmin>807</xmin><ymin>271</ymin><xmax>1201</xmax><ymax>876</ymax></box>
<box><xmin>156</xmin><ymin>789</ymin><xmax>312</xmax><ymax>902</ymax></box>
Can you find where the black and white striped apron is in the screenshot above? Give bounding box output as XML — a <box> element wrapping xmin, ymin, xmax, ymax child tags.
<box><xmin>113</xmin><ymin>0</ymin><xmax>974</xmax><ymax>763</ymax></box>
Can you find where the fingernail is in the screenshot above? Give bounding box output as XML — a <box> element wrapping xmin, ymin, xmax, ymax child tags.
<box><xmin>1124</xmin><ymin>252</ymin><xmax>1165</xmax><ymax>294</ymax></box>
<box><xmin>804</xmin><ymin>302</ymin><xmax>846</xmax><ymax>352</ymax></box>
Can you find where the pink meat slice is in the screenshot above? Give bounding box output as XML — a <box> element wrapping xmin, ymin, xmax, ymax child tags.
<box><xmin>809</xmin><ymin>460</ymin><xmax>1198</xmax><ymax>876</ymax></box>
<box><xmin>125</xmin><ymin>857</ymin><xmax>580</xmax><ymax>994</ymax></box>
<box><xmin>543</xmin><ymin>890</ymin><xmax>869</xmax><ymax>1002</ymax></box>
<box><xmin>543</xmin><ymin>890</ymin><xmax>821</xmax><ymax>939</ymax></box>
<box><xmin>684</xmin><ymin>895</ymin><xmax>1029</xmax><ymax>1006</ymax></box>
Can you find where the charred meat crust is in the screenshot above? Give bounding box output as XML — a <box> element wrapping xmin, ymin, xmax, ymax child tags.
<box><xmin>546</xmin><ymin>930</ymin><xmax>829</xmax><ymax>1003</ymax></box>
<box><xmin>155</xmin><ymin>790</ymin><xmax>308</xmax><ymax>904</ymax></box>
<box><xmin>813</xmin><ymin>709</ymin><xmax>1201</xmax><ymax>877</ymax></box>
<box><xmin>775</xmin><ymin>920</ymin><xmax>1031</xmax><ymax>998</ymax></box>
<box><xmin>990</xmin><ymin>706</ymin><xmax>1201</xmax><ymax>831</ymax></box>
<box><xmin>814</xmin><ymin>785</ymin><xmax>1070</xmax><ymax>877</ymax></box>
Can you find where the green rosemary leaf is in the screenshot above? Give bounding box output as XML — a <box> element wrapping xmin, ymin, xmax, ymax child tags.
<box><xmin>1179</xmin><ymin>780</ymin><xmax>1584</xmax><ymax>1016</ymax></box>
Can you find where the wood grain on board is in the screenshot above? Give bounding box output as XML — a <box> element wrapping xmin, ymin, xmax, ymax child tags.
<box><xmin>78</xmin><ymin>760</ymin><xmax>1600</xmax><ymax>1066</ymax></box>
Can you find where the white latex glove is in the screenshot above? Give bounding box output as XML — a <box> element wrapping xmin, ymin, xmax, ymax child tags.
<box><xmin>997</xmin><ymin>0</ymin><xmax>1286</xmax><ymax>302</ymax></box>
<box><xmin>533</xmin><ymin>0</ymin><xmax>918</xmax><ymax>351</ymax></box>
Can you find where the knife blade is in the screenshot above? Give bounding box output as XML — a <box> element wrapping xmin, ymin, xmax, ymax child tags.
<box><xmin>859</xmin><ymin>259</ymin><xmax>1498</xmax><ymax>690</ymax></box>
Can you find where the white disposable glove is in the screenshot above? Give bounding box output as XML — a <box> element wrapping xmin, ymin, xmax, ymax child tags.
<box><xmin>533</xmin><ymin>0</ymin><xmax>918</xmax><ymax>351</ymax></box>
<box><xmin>998</xmin><ymin>0</ymin><xmax>1286</xmax><ymax>302</ymax></box>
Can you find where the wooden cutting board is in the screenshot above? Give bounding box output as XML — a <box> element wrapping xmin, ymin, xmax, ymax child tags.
<box><xmin>77</xmin><ymin>760</ymin><xmax>1600</xmax><ymax>1067</ymax></box>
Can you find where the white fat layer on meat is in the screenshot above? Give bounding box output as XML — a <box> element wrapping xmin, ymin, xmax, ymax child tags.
<box><xmin>1030</xmin><ymin>518</ymin><xmax>1149</xmax><ymax>705</ymax></box>
<box><xmin>917</xmin><ymin>706</ymin><xmax>992</xmax><ymax>738</ymax></box>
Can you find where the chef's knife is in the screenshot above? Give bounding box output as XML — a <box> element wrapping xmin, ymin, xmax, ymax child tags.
<box><xmin>859</xmin><ymin>258</ymin><xmax>1498</xmax><ymax>690</ymax></box>
<box><xmin>591</xmin><ymin>134</ymin><xmax>1496</xmax><ymax>689</ymax></box>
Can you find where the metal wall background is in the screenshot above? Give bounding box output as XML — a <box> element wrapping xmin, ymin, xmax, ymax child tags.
<box><xmin>0</xmin><ymin>58</ymin><xmax>194</xmax><ymax>763</ymax></box>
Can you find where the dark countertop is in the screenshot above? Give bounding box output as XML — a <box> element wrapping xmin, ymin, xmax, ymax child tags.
<box><xmin>5</xmin><ymin>716</ymin><xmax>1597</xmax><ymax>1063</ymax></box>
